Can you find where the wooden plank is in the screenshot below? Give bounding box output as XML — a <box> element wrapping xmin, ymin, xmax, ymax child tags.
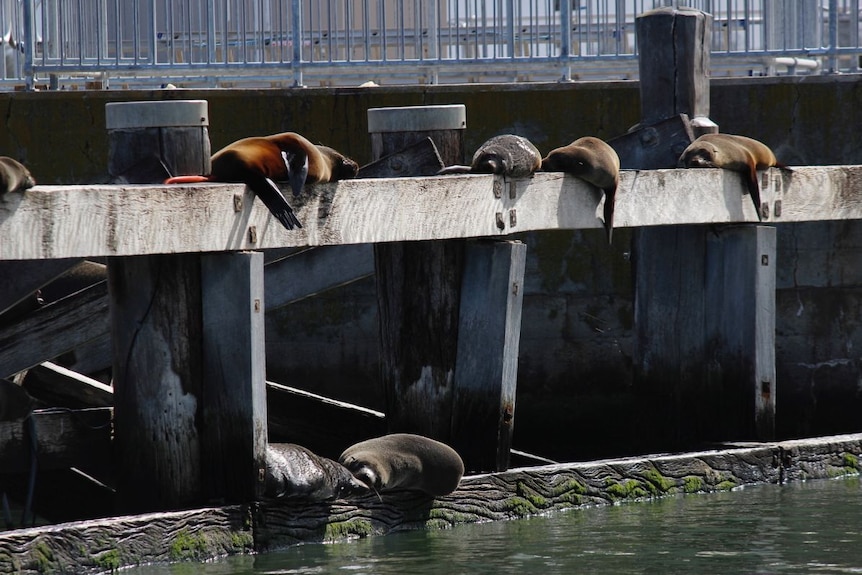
<box><xmin>0</xmin><ymin>407</ymin><xmax>112</xmax><ymax>474</ymax></box>
<box><xmin>376</xmin><ymin>239</ymin><xmax>464</xmax><ymax>439</ymax></box>
<box><xmin>636</xmin><ymin>7</ymin><xmax>712</xmax><ymax>127</ymax></box>
<box><xmin>200</xmin><ymin>251</ymin><xmax>268</xmax><ymax>503</ymax></box>
<box><xmin>266</xmin><ymin>382</ymin><xmax>386</xmax><ymax>460</ymax></box>
<box><xmin>0</xmin><ymin>259</ymin><xmax>82</xmax><ymax>316</ymax></box>
<box><xmin>357</xmin><ymin>137</ymin><xmax>444</xmax><ymax>179</ymax></box>
<box><xmin>0</xmin><ymin>282</ymin><xmax>109</xmax><ymax>379</ymax></box>
<box><xmin>108</xmin><ymin>254</ymin><xmax>203</xmax><ymax>513</ymax></box>
<box><xmin>0</xmin><ymin>166</ymin><xmax>857</xmax><ymax>260</ymax></box>
<box><xmin>0</xmin><ymin>505</ymin><xmax>251</xmax><ymax>575</ymax></box>
<box><xmin>264</xmin><ymin>245</ymin><xmax>375</xmax><ymax>309</ymax></box>
<box><xmin>450</xmin><ymin>240</ymin><xmax>526</xmax><ymax>473</ymax></box>
<box><xmin>632</xmin><ymin>226</ymin><xmax>707</xmax><ymax>451</ymax></box>
<box><xmin>22</xmin><ymin>361</ymin><xmax>113</xmax><ymax>408</ymax></box>
<box><xmin>704</xmin><ymin>225</ymin><xmax>776</xmax><ymax>441</ymax></box>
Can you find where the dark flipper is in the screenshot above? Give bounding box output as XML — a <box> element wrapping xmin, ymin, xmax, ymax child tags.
<box><xmin>603</xmin><ymin>187</ymin><xmax>616</xmax><ymax>245</ymax></box>
<box><xmin>744</xmin><ymin>166</ymin><xmax>763</xmax><ymax>221</ymax></box>
<box><xmin>246</xmin><ymin>172</ymin><xmax>303</xmax><ymax>230</ymax></box>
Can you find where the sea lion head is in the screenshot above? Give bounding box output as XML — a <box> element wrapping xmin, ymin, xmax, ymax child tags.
<box><xmin>678</xmin><ymin>141</ymin><xmax>720</xmax><ymax>168</ymax></box>
<box><xmin>317</xmin><ymin>145</ymin><xmax>359</xmax><ymax>181</ymax></box>
<box><xmin>472</xmin><ymin>151</ymin><xmax>509</xmax><ymax>175</ymax></box>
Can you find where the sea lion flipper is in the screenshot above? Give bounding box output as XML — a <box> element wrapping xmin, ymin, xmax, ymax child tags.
<box><xmin>603</xmin><ymin>187</ymin><xmax>616</xmax><ymax>245</ymax></box>
<box><xmin>247</xmin><ymin>173</ymin><xmax>302</xmax><ymax>230</ymax></box>
<box><xmin>437</xmin><ymin>165</ymin><xmax>473</xmax><ymax>175</ymax></box>
<box><xmin>744</xmin><ymin>165</ymin><xmax>763</xmax><ymax>221</ymax></box>
<box><xmin>282</xmin><ymin>150</ymin><xmax>309</xmax><ymax>197</ymax></box>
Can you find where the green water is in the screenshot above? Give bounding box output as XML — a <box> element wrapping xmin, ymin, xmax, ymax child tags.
<box><xmin>131</xmin><ymin>475</ymin><xmax>861</xmax><ymax>574</ymax></box>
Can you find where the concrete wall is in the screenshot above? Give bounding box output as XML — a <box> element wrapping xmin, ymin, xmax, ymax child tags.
<box><xmin>4</xmin><ymin>74</ymin><xmax>861</xmax><ymax>459</ymax></box>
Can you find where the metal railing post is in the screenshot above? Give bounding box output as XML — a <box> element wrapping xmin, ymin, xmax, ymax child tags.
<box><xmin>291</xmin><ymin>0</ymin><xmax>303</xmax><ymax>86</ymax></box>
<box><xmin>22</xmin><ymin>0</ymin><xmax>34</xmax><ymax>90</ymax></box>
<box><xmin>827</xmin><ymin>0</ymin><xmax>838</xmax><ymax>73</ymax></box>
<box><xmin>558</xmin><ymin>0</ymin><xmax>572</xmax><ymax>81</ymax></box>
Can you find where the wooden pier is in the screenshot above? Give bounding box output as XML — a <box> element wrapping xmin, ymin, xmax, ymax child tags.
<box><xmin>1</xmin><ymin>6</ymin><xmax>862</xmax><ymax>573</ymax></box>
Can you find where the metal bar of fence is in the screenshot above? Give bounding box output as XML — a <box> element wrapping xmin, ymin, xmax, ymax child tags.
<box><xmin>11</xmin><ymin>0</ymin><xmax>862</xmax><ymax>90</ymax></box>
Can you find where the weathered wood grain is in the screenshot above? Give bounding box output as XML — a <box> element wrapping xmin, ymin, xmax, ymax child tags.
<box><xmin>0</xmin><ymin>282</ymin><xmax>109</xmax><ymax>379</ymax></box>
<box><xmin>0</xmin><ymin>407</ymin><xmax>112</xmax><ymax>474</ymax></box>
<box><xmin>0</xmin><ymin>165</ymin><xmax>850</xmax><ymax>261</ymax></box>
<box><xmin>1</xmin><ymin>433</ymin><xmax>859</xmax><ymax>574</ymax></box>
<box><xmin>22</xmin><ymin>362</ymin><xmax>113</xmax><ymax>408</ymax></box>
<box><xmin>0</xmin><ymin>505</ymin><xmax>251</xmax><ymax>574</ymax></box>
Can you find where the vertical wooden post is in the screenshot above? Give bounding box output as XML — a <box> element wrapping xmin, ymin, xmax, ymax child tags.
<box><xmin>200</xmin><ymin>252</ymin><xmax>268</xmax><ymax>502</ymax></box>
<box><xmin>369</xmin><ymin>105</ymin><xmax>526</xmax><ymax>472</ymax></box>
<box><xmin>107</xmin><ymin>100</ymin><xmax>267</xmax><ymax>511</ymax></box>
<box><xmin>450</xmin><ymin>241</ymin><xmax>525</xmax><ymax>472</ymax></box>
<box><xmin>630</xmin><ymin>8</ymin><xmax>776</xmax><ymax>451</ymax></box>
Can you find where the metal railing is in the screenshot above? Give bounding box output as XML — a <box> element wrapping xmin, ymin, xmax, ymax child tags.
<box><xmin>1</xmin><ymin>0</ymin><xmax>860</xmax><ymax>90</ymax></box>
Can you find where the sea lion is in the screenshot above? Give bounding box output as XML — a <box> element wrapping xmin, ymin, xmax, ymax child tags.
<box><xmin>338</xmin><ymin>433</ymin><xmax>465</xmax><ymax>497</ymax></box>
<box><xmin>677</xmin><ymin>133</ymin><xmax>791</xmax><ymax>219</ymax></box>
<box><xmin>438</xmin><ymin>134</ymin><xmax>542</xmax><ymax>177</ymax></box>
<box><xmin>264</xmin><ymin>443</ymin><xmax>370</xmax><ymax>501</ymax></box>
<box><xmin>541</xmin><ymin>137</ymin><xmax>620</xmax><ymax>244</ymax></box>
<box><xmin>0</xmin><ymin>157</ymin><xmax>35</xmax><ymax>195</ymax></box>
<box><xmin>165</xmin><ymin>132</ymin><xmax>359</xmax><ymax>230</ymax></box>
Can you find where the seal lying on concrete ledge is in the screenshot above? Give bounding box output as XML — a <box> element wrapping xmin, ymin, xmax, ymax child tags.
<box><xmin>338</xmin><ymin>433</ymin><xmax>465</xmax><ymax>497</ymax></box>
<box><xmin>265</xmin><ymin>443</ymin><xmax>369</xmax><ymax>501</ymax></box>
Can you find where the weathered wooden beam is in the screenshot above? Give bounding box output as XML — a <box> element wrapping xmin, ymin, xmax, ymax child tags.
<box><xmin>200</xmin><ymin>251</ymin><xmax>268</xmax><ymax>503</ymax></box>
<box><xmin>0</xmin><ymin>282</ymin><xmax>109</xmax><ymax>379</ymax></box>
<box><xmin>266</xmin><ymin>382</ymin><xmax>386</xmax><ymax>459</ymax></box>
<box><xmin>0</xmin><ymin>165</ymin><xmax>856</xmax><ymax>260</ymax></box>
<box><xmin>22</xmin><ymin>361</ymin><xmax>113</xmax><ymax>408</ymax></box>
<box><xmin>450</xmin><ymin>241</ymin><xmax>526</xmax><ymax>473</ymax></box>
<box><xmin>264</xmin><ymin>245</ymin><xmax>375</xmax><ymax>309</ymax></box>
<box><xmin>0</xmin><ymin>407</ymin><xmax>112</xmax><ymax>474</ymax></box>
<box><xmin>109</xmin><ymin>254</ymin><xmax>203</xmax><ymax>513</ymax></box>
<box><xmin>0</xmin><ymin>259</ymin><xmax>82</xmax><ymax>317</ymax></box>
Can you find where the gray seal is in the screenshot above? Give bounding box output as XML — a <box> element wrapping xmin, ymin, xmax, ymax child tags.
<box><xmin>265</xmin><ymin>443</ymin><xmax>369</xmax><ymax>501</ymax></box>
<box><xmin>438</xmin><ymin>134</ymin><xmax>541</xmax><ymax>177</ymax></box>
<box><xmin>338</xmin><ymin>433</ymin><xmax>465</xmax><ymax>497</ymax></box>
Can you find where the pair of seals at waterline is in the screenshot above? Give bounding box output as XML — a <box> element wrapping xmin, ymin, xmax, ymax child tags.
<box><xmin>264</xmin><ymin>434</ymin><xmax>465</xmax><ymax>501</ymax></box>
<box><xmin>678</xmin><ymin>133</ymin><xmax>791</xmax><ymax>219</ymax></box>
<box><xmin>0</xmin><ymin>157</ymin><xmax>35</xmax><ymax>195</ymax></box>
<box><xmin>264</xmin><ymin>443</ymin><xmax>369</xmax><ymax>501</ymax></box>
<box><xmin>339</xmin><ymin>433</ymin><xmax>465</xmax><ymax>497</ymax></box>
<box><xmin>541</xmin><ymin>136</ymin><xmax>621</xmax><ymax>244</ymax></box>
<box><xmin>165</xmin><ymin>132</ymin><xmax>359</xmax><ymax>231</ymax></box>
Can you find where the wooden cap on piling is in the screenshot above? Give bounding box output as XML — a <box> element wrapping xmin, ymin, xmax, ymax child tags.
<box><xmin>105</xmin><ymin>100</ymin><xmax>209</xmax><ymax>130</ymax></box>
<box><xmin>367</xmin><ymin>104</ymin><xmax>466</xmax><ymax>134</ymax></box>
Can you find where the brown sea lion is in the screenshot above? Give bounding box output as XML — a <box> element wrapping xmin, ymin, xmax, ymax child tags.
<box><xmin>264</xmin><ymin>443</ymin><xmax>370</xmax><ymax>501</ymax></box>
<box><xmin>677</xmin><ymin>133</ymin><xmax>791</xmax><ymax>219</ymax></box>
<box><xmin>0</xmin><ymin>157</ymin><xmax>35</xmax><ymax>195</ymax></box>
<box><xmin>165</xmin><ymin>132</ymin><xmax>359</xmax><ymax>230</ymax></box>
<box><xmin>541</xmin><ymin>136</ymin><xmax>620</xmax><ymax>244</ymax></box>
<box><xmin>438</xmin><ymin>134</ymin><xmax>541</xmax><ymax>177</ymax></box>
<box><xmin>338</xmin><ymin>433</ymin><xmax>465</xmax><ymax>497</ymax></box>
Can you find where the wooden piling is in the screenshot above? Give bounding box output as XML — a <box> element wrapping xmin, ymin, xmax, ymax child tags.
<box><xmin>107</xmin><ymin>100</ymin><xmax>266</xmax><ymax>511</ymax></box>
<box><xmin>629</xmin><ymin>8</ymin><xmax>777</xmax><ymax>450</ymax></box>
<box><xmin>369</xmin><ymin>105</ymin><xmax>525</xmax><ymax>472</ymax></box>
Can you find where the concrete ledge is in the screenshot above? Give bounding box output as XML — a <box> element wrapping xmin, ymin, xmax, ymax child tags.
<box><xmin>1</xmin><ymin>433</ymin><xmax>859</xmax><ymax>574</ymax></box>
